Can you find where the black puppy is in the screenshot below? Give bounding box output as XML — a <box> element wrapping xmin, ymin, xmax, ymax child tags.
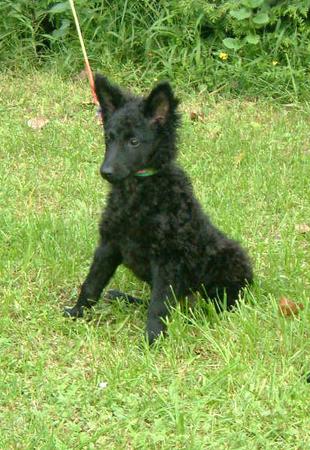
<box><xmin>64</xmin><ymin>75</ymin><xmax>253</xmax><ymax>344</ymax></box>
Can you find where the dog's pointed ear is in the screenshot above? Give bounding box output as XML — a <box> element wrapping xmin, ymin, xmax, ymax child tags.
<box><xmin>95</xmin><ymin>74</ymin><xmax>125</xmax><ymax>117</ymax></box>
<box><xmin>144</xmin><ymin>82</ymin><xmax>178</xmax><ymax>125</ymax></box>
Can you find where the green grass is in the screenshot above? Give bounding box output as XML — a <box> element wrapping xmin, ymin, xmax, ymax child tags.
<box><xmin>0</xmin><ymin>71</ymin><xmax>309</xmax><ymax>449</ymax></box>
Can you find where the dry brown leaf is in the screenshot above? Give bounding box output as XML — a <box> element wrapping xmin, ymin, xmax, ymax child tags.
<box><xmin>27</xmin><ymin>117</ymin><xmax>49</xmax><ymax>130</ymax></box>
<box><xmin>279</xmin><ymin>297</ymin><xmax>304</xmax><ymax>317</ymax></box>
<box><xmin>295</xmin><ymin>223</ymin><xmax>310</xmax><ymax>234</ymax></box>
<box><xmin>189</xmin><ymin>110</ymin><xmax>206</xmax><ymax>122</ymax></box>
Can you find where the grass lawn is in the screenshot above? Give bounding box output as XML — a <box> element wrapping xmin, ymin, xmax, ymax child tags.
<box><xmin>0</xmin><ymin>71</ymin><xmax>309</xmax><ymax>449</ymax></box>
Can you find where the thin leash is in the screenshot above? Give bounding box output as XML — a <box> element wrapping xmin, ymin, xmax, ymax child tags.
<box><xmin>68</xmin><ymin>0</ymin><xmax>99</xmax><ymax>107</ymax></box>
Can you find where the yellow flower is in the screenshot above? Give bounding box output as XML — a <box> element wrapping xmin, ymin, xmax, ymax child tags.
<box><xmin>219</xmin><ymin>52</ymin><xmax>228</xmax><ymax>61</ymax></box>
<box><xmin>272</xmin><ymin>60</ymin><xmax>278</xmax><ymax>66</ymax></box>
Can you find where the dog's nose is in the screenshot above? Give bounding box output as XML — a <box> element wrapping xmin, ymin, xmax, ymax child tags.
<box><xmin>100</xmin><ymin>165</ymin><xmax>115</xmax><ymax>183</ymax></box>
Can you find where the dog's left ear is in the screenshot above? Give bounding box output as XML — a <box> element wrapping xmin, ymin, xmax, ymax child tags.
<box><xmin>94</xmin><ymin>73</ymin><xmax>125</xmax><ymax>118</ymax></box>
<box><xmin>144</xmin><ymin>82</ymin><xmax>178</xmax><ymax>125</ymax></box>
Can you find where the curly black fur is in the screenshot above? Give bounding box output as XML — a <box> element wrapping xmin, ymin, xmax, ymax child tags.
<box><xmin>64</xmin><ymin>75</ymin><xmax>253</xmax><ymax>344</ymax></box>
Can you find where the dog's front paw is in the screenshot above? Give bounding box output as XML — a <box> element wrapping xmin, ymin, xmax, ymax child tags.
<box><xmin>146</xmin><ymin>319</ymin><xmax>166</xmax><ymax>345</ymax></box>
<box><xmin>63</xmin><ymin>306</ymin><xmax>84</xmax><ymax>319</ymax></box>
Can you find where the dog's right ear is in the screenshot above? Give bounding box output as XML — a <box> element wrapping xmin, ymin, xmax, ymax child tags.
<box><xmin>143</xmin><ymin>81</ymin><xmax>178</xmax><ymax>126</ymax></box>
<box><xmin>94</xmin><ymin>74</ymin><xmax>125</xmax><ymax>117</ymax></box>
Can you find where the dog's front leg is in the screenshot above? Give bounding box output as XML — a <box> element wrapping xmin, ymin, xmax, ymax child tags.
<box><xmin>146</xmin><ymin>265</ymin><xmax>178</xmax><ymax>344</ymax></box>
<box><xmin>64</xmin><ymin>242</ymin><xmax>122</xmax><ymax>318</ymax></box>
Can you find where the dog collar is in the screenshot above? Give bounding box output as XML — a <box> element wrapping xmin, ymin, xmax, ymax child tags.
<box><xmin>135</xmin><ymin>168</ymin><xmax>158</xmax><ymax>177</ymax></box>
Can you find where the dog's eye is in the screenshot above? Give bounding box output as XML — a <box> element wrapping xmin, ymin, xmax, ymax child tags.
<box><xmin>129</xmin><ymin>137</ymin><xmax>140</xmax><ymax>147</ymax></box>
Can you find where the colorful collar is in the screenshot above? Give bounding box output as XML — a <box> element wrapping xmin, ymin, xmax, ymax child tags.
<box><xmin>135</xmin><ymin>168</ymin><xmax>158</xmax><ymax>177</ymax></box>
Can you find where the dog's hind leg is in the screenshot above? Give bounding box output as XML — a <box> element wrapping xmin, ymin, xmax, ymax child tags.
<box><xmin>201</xmin><ymin>284</ymin><xmax>243</xmax><ymax>312</ymax></box>
<box><xmin>64</xmin><ymin>242</ymin><xmax>122</xmax><ymax>318</ymax></box>
<box><xmin>201</xmin><ymin>242</ymin><xmax>253</xmax><ymax>311</ymax></box>
<box><xmin>105</xmin><ymin>289</ymin><xmax>143</xmax><ymax>304</ymax></box>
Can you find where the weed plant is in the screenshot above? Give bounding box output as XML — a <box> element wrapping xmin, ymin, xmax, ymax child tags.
<box><xmin>0</xmin><ymin>1</ymin><xmax>310</xmax><ymax>100</ymax></box>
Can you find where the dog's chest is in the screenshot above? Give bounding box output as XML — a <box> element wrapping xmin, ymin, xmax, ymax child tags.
<box><xmin>119</xmin><ymin>235</ymin><xmax>152</xmax><ymax>282</ymax></box>
<box><xmin>112</xmin><ymin>206</ymin><xmax>163</xmax><ymax>283</ymax></box>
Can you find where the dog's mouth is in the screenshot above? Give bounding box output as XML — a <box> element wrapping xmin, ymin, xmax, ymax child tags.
<box><xmin>101</xmin><ymin>172</ymin><xmax>128</xmax><ymax>184</ymax></box>
<box><xmin>101</xmin><ymin>173</ymin><xmax>118</xmax><ymax>184</ymax></box>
